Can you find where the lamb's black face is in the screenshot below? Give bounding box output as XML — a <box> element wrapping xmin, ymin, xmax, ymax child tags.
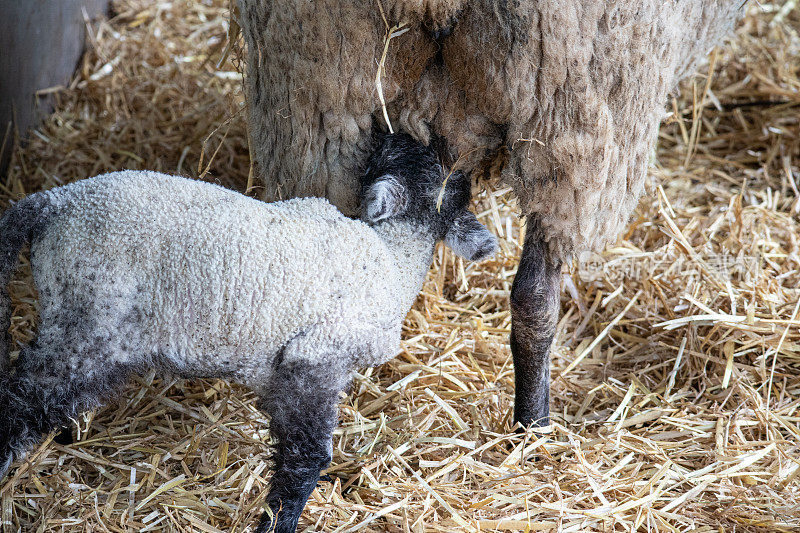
<box><xmin>361</xmin><ymin>133</ymin><xmax>497</xmax><ymax>261</ymax></box>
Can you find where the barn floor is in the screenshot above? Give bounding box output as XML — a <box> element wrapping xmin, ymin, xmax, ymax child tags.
<box><xmin>2</xmin><ymin>1</ymin><xmax>800</xmax><ymax>531</ymax></box>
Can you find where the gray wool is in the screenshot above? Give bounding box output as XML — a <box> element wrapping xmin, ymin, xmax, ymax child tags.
<box><xmin>18</xmin><ymin>171</ymin><xmax>434</xmax><ymax>389</ymax></box>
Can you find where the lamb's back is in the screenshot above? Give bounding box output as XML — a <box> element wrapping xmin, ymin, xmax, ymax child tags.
<box><xmin>30</xmin><ymin>172</ymin><xmax>402</xmax><ymax>379</ymax></box>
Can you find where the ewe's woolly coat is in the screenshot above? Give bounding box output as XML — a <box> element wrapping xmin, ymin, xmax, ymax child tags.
<box><xmin>14</xmin><ymin>171</ymin><xmax>426</xmax><ymax>387</ymax></box>
<box><xmin>238</xmin><ymin>0</ymin><xmax>743</xmax><ymax>258</ymax></box>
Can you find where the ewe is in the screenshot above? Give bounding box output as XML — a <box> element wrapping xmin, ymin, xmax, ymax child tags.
<box><xmin>238</xmin><ymin>0</ymin><xmax>745</xmax><ymax>427</ymax></box>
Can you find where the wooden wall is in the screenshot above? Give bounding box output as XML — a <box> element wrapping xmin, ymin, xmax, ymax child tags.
<box><xmin>0</xmin><ymin>0</ymin><xmax>111</xmax><ymax>177</ymax></box>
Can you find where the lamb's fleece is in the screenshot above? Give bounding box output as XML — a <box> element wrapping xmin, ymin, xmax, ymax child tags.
<box><xmin>238</xmin><ymin>0</ymin><xmax>743</xmax><ymax>258</ymax></box>
<box><xmin>15</xmin><ymin>171</ymin><xmax>412</xmax><ymax>388</ymax></box>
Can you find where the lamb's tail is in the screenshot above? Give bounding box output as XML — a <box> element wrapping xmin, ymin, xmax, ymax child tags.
<box><xmin>0</xmin><ymin>193</ymin><xmax>48</xmax><ymax>367</ymax></box>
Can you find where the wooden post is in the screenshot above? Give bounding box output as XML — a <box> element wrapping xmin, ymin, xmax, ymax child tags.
<box><xmin>0</xmin><ymin>0</ymin><xmax>110</xmax><ymax>178</ymax></box>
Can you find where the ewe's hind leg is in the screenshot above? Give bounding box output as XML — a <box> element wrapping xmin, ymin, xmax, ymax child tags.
<box><xmin>0</xmin><ymin>343</ymin><xmax>131</xmax><ymax>481</ymax></box>
<box><xmin>256</xmin><ymin>361</ymin><xmax>350</xmax><ymax>533</ymax></box>
<box><xmin>510</xmin><ymin>226</ymin><xmax>562</xmax><ymax>428</ymax></box>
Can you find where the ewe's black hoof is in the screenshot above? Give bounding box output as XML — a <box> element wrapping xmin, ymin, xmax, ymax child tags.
<box><xmin>506</xmin><ymin>418</ymin><xmax>553</xmax><ymax>461</ymax></box>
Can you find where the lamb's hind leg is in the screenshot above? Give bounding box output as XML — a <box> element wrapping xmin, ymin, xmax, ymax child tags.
<box><xmin>0</xmin><ymin>342</ymin><xmax>131</xmax><ymax>481</ymax></box>
<box><xmin>510</xmin><ymin>224</ymin><xmax>562</xmax><ymax>429</ymax></box>
<box><xmin>256</xmin><ymin>359</ymin><xmax>349</xmax><ymax>533</ymax></box>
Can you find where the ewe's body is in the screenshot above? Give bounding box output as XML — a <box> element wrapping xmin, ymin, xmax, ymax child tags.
<box><xmin>238</xmin><ymin>0</ymin><xmax>745</xmax><ymax>427</ymax></box>
<box><xmin>239</xmin><ymin>0</ymin><xmax>742</xmax><ymax>257</ymax></box>
<box><xmin>0</xmin><ymin>134</ymin><xmax>496</xmax><ymax>533</ymax></box>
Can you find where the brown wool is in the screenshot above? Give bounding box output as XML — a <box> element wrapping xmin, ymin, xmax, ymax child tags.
<box><xmin>239</xmin><ymin>0</ymin><xmax>743</xmax><ymax>260</ymax></box>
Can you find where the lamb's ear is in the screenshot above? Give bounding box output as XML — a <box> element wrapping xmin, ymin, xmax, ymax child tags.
<box><xmin>445</xmin><ymin>211</ymin><xmax>498</xmax><ymax>261</ymax></box>
<box><xmin>363</xmin><ymin>175</ymin><xmax>407</xmax><ymax>223</ymax></box>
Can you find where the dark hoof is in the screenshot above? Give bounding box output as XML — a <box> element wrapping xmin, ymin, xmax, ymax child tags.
<box><xmin>513</xmin><ymin>407</ymin><xmax>550</xmax><ymax>432</ymax></box>
<box><xmin>318</xmin><ymin>473</ymin><xmax>332</xmax><ymax>483</ymax></box>
<box><xmin>507</xmin><ymin>417</ymin><xmax>552</xmax><ymax>461</ymax></box>
<box><xmin>514</xmin><ymin>420</ymin><xmax>550</xmax><ymax>434</ymax></box>
<box><xmin>256</xmin><ymin>500</ymin><xmax>303</xmax><ymax>533</ymax></box>
<box><xmin>54</xmin><ymin>427</ymin><xmax>74</xmax><ymax>446</ymax></box>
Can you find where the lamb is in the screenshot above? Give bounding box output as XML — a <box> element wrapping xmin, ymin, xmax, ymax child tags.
<box><xmin>237</xmin><ymin>0</ymin><xmax>746</xmax><ymax>427</ymax></box>
<box><xmin>0</xmin><ymin>133</ymin><xmax>496</xmax><ymax>533</ymax></box>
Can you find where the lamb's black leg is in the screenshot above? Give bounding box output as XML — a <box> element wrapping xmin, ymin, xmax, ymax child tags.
<box><xmin>0</xmin><ymin>372</ymin><xmax>96</xmax><ymax>480</ymax></box>
<box><xmin>510</xmin><ymin>225</ymin><xmax>561</xmax><ymax>429</ymax></box>
<box><xmin>0</xmin><ymin>345</ymin><xmax>130</xmax><ymax>481</ymax></box>
<box><xmin>256</xmin><ymin>361</ymin><xmax>347</xmax><ymax>533</ymax></box>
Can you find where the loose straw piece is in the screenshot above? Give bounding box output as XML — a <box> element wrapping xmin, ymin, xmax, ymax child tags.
<box><xmin>374</xmin><ymin>1</ymin><xmax>408</xmax><ymax>134</ymax></box>
<box><xmin>559</xmin><ymin>290</ymin><xmax>642</xmax><ymax>379</ymax></box>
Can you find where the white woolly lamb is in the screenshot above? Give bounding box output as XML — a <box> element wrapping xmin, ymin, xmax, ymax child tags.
<box><xmin>0</xmin><ymin>133</ymin><xmax>496</xmax><ymax>533</ymax></box>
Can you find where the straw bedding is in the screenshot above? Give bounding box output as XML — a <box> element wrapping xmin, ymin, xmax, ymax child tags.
<box><xmin>1</xmin><ymin>0</ymin><xmax>799</xmax><ymax>531</ymax></box>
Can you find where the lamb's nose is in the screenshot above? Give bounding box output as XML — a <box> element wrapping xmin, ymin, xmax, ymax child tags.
<box><xmin>472</xmin><ymin>234</ymin><xmax>499</xmax><ymax>261</ymax></box>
